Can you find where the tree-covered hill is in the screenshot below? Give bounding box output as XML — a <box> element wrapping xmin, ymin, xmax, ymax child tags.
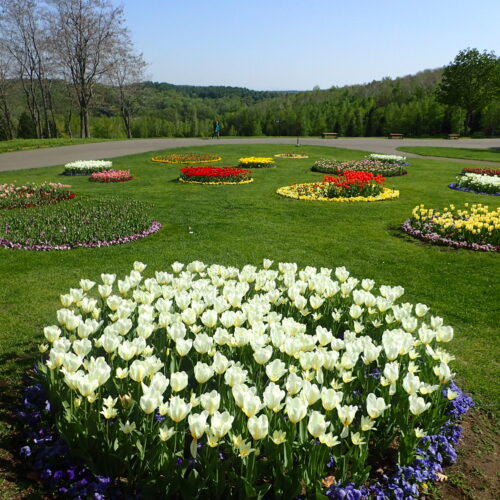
<box><xmin>2</xmin><ymin>66</ymin><xmax>499</xmax><ymax>139</ymax></box>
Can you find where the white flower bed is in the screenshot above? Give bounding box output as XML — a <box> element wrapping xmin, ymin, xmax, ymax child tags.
<box><xmin>368</xmin><ymin>154</ymin><xmax>406</xmax><ymax>163</ymax></box>
<box><xmin>39</xmin><ymin>260</ymin><xmax>459</xmax><ymax>496</ymax></box>
<box><xmin>64</xmin><ymin>160</ymin><xmax>113</xmax><ymax>175</ymax></box>
<box><xmin>456</xmin><ymin>172</ymin><xmax>500</xmax><ymax>193</ymax></box>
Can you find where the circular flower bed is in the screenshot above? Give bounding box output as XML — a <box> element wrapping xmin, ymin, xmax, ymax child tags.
<box><xmin>63</xmin><ymin>160</ymin><xmax>113</xmax><ymax>176</ymax></box>
<box><xmin>449</xmin><ymin>171</ymin><xmax>500</xmax><ymax>196</ymax></box>
<box><xmin>274</xmin><ymin>153</ymin><xmax>309</xmax><ymax>159</ymax></box>
<box><xmin>278</xmin><ymin>172</ymin><xmax>399</xmax><ymax>202</ymax></box>
<box><xmin>179</xmin><ymin>166</ymin><xmax>253</xmax><ymax>185</ymax></box>
<box><xmin>29</xmin><ymin>260</ymin><xmax>471</xmax><ymax>498</ymax></box>
<box><xmin>312</xmin><ymin>159</ymin><xmax>408</xmax><ymax>177</ymax></box>
<box><xmin>0</xmin><ymin>200</ymin><xmax>161</xmax><ymax>250</ymax></box>
<box><xmin>0</xmin><ymin>182</ymin><xmax>75</xmax><ymax>209</ymax></box>
<box><xmin>238</xmin><ymin>156</ymin><xmax>276</xmax><ymax>168</ymax></box>
<box><xmin>151</xmin><ymin>153</ymin><xmax>222</xmax><ymax>164</ymax></box>
<box><xmin>368</xmin><ymin>154</ymin><xmax>407</xmax><ymax>164</ymax></box>
<box><xmin>401</xmin><ymin>203</ymin><xmax>499</xmax><ymax>252</ymax></box>
<box><xmin>89</xmin><ymin>170</ymin><xmax>133</xmax><ymax>183</ymax></box>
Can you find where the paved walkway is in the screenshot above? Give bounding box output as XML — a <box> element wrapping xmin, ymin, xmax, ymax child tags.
<box><xmin>0</xmin><ymin>137</ymin><xmax>499</xmax><ymax>172</ymax></box>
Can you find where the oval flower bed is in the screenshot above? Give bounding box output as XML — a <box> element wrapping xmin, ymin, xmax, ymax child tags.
<box><xmin>401</xmin><ymin>203</ymin><xmax>499</xmax><ymax>251</ymax></box>
<box><xmin>63</xmin><ymin>160</ymin><xmax>113</xmax><ymax>176</ymax></box>
<box><xmin>26</xmin><ymin>260</ymin><xmax>472</xmax><ymax>498</ymax></box>
<box><xmin>274</xmin><ymin>153</ymin><xmax>309</xmax><ymax>159</ymax></box>
<box><xmin>312</xmin><ymin>159</ymin><xmax>408</xmax><ymax>177</ymax></box>
<box><xmin>179</xmin><ymin>166</ymin><xmax>253</xmax><ymax>185</ymax></box>
<box><xmin>151</xmin><ymin>153</ymin><xmax>222</xmax><ymax>164</ymax></box>
<box><xmin>368</xmin><ymin>154</ymin><xmax>407</xmax><ymax>164</ymax></box>
<box><xmin>278</xmin><ymin>171</ymin><xmax>399</xmax><ymax>202</ymax></box>
<box><xmin>89</xmin><ymin>170</ymin><xmax>133</xmax><ymax>183</ymax></box>
<box><xmin>0</xmin><ymin>182</ymin><xmax>75</xmax><ymax>209</ymax></box>
<box><xmin>0</xmin><ymin>199</ymin><xmax>161</xmax><ymax>250</ymax></box>
<box><xmin>238</xmin><ymin>156</ymin><xmax>276</xmax><ymax>168</ymax></box>
<box><xmin>449</xmin><ymin>171</ymin><xmax>500</xmax><ymax>196</ymax></box>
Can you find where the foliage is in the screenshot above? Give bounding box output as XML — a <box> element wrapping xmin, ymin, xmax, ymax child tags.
<box><xmin>311</xmin><ymin>159</ymin><xmax>407</xmax><ymax>177</ymax></box>
<box><xmin>0</xmin><ymin>182</ymin><xmax>74</xmax><ymax>209</ymax></box>
<box><xmin>179</xmin><ymin>166</ymin><xmax>252</xmax><ymax>184</ymax></box>
<box><xmin>37</xmin><ymin>259</ymin><xmax>464</xmax><ymax>497</ymax></box>
<box><xmin>0</xmin><ymin>138</ymin><xmax>113</xmax><ymax>154</ymax></box>
<box><xmin>0</xmin><ymin>199</ymin><xmax>160</xmax><ymax>250</ymax></box>
<box><xmin>436</xmin><ymin>48</ymin><xmax>500</xmax><ymax>134</ymax></box>
<box><xmin>402</xmin><ymin>203</ymin><xmax>499</xmax><ymax>251</ymax></box>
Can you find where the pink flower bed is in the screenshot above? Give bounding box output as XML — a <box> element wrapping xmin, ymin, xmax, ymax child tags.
<box><xmin>89</xmin><ymin>170</ymin><xmax>133</xmax><ymax>183</ymax></box>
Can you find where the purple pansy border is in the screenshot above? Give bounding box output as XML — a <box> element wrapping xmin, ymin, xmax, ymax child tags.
<box><xmin>0</xmin><ymin>221</ymin><xmax>162</xmax><ymax>251</ymax></box>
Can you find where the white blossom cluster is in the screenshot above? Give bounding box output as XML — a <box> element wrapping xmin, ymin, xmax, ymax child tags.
<box><xmin>40</xmin><ymin>260</ymin><xmax>458</xmax><ymax>474</ymax></box>
<box><xmin>457</xmin><ymin>172</ymin><xmax>500</xmax><ymax>190</ymax></box>
<box><xmin>368</xmin><ymin>154</ymin><xmax>406</xmax><ymax>163</ymax></box>
<box><xmin>64</xmin><ymin>160</ymin><xmax>113</xmax><ymax>172</ymax></box>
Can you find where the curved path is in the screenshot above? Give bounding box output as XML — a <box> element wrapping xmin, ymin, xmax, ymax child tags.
<box><xmin>0</xmin><ymin>137</ymin><xmax>499</xmax><ymax>172</ymax></box>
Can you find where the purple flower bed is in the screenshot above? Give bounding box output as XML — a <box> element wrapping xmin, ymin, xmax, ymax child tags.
<box><xmin>18</xmin><ymin>375</ymin><xmax>473</xmax><ymax>499</ymax></box>
<box><xmin>401</xmin><ymin>220</ymin><xmax>499</xmax><ymax>252</ymax></box>
<box><xmin>448</xmin><ymin>183</ymin><xmax>500</xmax><ymax>196</ymax></box>
<box><xmin>0</xmin><ymin>221</ymin><xmax>162</xmax><ymax>251</ymax></box>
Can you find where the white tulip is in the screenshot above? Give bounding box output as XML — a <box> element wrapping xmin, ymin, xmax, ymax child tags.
<box><xmin>307</xmin><ymin>411</ymin><xmax>328</xmax><ymax>438</ymax></box>
<box><xmin>285</xmin><ymin>397</ymin><xmax>308</xmax><ymax>424</ymax></box>
<box><xmin>168</xmin><ymin>396</ymin><xmax>192</xmax><ymax>422</ymax></box>
<box><xmin>171</xmin><ymin>371</ymin><xmax>189</xmax><ymax>392</ymax></box>
<box><xmin>194</xmin><ymin>362</ymin><xmax>214</xmax><ymax>384</ymax></box>
<box><xmin>247</xmin><ymin>414</ymin><xmax>269</xmax><ymax>440</ymax></box>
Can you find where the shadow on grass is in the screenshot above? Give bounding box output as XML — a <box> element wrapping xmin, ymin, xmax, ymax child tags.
<box><xmin>0</xmin><ymin>354</ymin><xmax>44</xmax><ymax>499</ymax></box>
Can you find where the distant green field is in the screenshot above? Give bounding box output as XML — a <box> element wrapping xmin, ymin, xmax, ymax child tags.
<box><xmin>0</xmin><ymin>138</ymin><xmax>112</xmax><ymax>154</ymax></box>
<box><xmin>398</xmin><ymin>146</ymin><xmax>500</xmax><ymax>163</ymax></box>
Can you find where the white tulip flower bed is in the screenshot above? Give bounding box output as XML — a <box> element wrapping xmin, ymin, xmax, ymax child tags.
<box><xmin>39</xmin><ymin>260</ymin><xmax>459</xmax><ymax>497</ymax></box>
<box><xmin>63</xmin><ymin>160</ymin><xmax>113</xmax><ymax>175</ymax></box>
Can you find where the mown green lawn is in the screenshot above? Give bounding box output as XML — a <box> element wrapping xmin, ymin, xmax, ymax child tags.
<box><xmin>397</xmin><ymin>146</ymin><xmax>500</xmax><ymax>163</ymax></box>
<box><xmin>1</xmin><ymin>144</ymin><xmax>498</xmax><ymax>415</ymax></box>
<box><xmin>0</xmin><ymin>137</ymin><xmax>113</xmax><ymax>154</ymax></box>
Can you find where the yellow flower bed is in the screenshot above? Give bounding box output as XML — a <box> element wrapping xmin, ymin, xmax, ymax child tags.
<box><xmin>238</xmin><ymin>157</ymin><xmax>275</xmax><ymax>168</ymax></box>
<box><xmin>412</xmin><ymin>203</ymin><xmax>499</xmax><ymax>234</ymax></box>
<box><xmin>277</xmin><ymin>183</ymin><xmax>399</xmax><ymax>202</ymax></box>
<box><xmin>151</xmin><ymin>154</ymin><xmax>222</xmax><ymax>164</ymax></box>
<box><xmin>179</xmin><ymin>178</ymin><xmax>254</xmax><ymax>185</ymax></box>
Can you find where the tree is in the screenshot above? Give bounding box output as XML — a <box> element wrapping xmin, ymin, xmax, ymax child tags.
<box><xmin>0</xmin><ymin>0</ymin><xmax>57</xmax><ymax>138</ymax></box>
<box><xmin>437</xmin><ymin>48</ymin><xmax>500</xmax><ymax>134</ymax></box>
<box><xmin>106</xmin><ymin>46</ymin><xmax>146</xmax><ymax>138</ymax></box>
<box><xmin>47</xmin><ymin>0</ymin><xmax>132</xmax><ymax>138</ymax></box>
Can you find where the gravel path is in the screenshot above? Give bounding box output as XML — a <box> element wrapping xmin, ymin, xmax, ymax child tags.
<box><xmin>0</xmin><ymin>137</ymin><xmax>499</xmax><ymax>172</ymax></box>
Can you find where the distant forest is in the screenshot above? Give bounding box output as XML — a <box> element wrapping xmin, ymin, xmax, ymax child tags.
<box><xmin>3</xmin><ymin>68</ymin><xmax>500</xmax><ymax>140</ymax></box>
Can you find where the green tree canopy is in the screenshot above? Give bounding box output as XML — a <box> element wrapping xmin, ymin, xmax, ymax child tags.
<box><xmin>436</xmin><ymin>48</ymin><xmax>500</xmax><ymax>134</ymax></box>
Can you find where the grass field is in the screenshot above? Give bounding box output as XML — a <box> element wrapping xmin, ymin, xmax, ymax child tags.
<box><xmin>397</xmin><ymin>146</ymin><xmax>500</xmax><ymax>163</ymax></box>
<box><xmin>0</xmin><ymin>144</ymin><xmax>498</xmax><ymax>497</ymax></box>
<box><xmin>0</xmin><ymin>138</ymin><xmax>113</xmax><ymax>154</ymax></box>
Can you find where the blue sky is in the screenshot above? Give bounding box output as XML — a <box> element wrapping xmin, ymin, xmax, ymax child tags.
<box><xmin>122</xmin><ymin>0</ymin><xmax>500</xmax><ymax>90</ymax></box>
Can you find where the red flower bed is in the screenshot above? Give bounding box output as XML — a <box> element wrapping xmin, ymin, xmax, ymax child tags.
<box><xmin>179</xmin><ymin>166</ymin><xmax>252</xmax><ymax>184</ymax></box>
<box><xmin>321</xmin><ymin>170</ymin><xmax>386</xmax><ymax>198</ymax></box>
<box><xmin>461</xmin><ymin>167</ymin><xmax>500</xmax><ymax>177</ymax></box>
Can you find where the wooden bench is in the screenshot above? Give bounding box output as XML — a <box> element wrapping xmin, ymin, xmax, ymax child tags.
<box><xmin>389</xmin><ymin>133</ymin><xmax>404</xmax><ymax>139</ymax></box>
<box><xmin>322</xmin><ymin>132</ymin><xmax>338</xmax><ymax>139</ymax></box>
<box><xmin>447</xmin><ymin>134</ymin><xmax>460</xmax><ymax>139</ymax></box>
